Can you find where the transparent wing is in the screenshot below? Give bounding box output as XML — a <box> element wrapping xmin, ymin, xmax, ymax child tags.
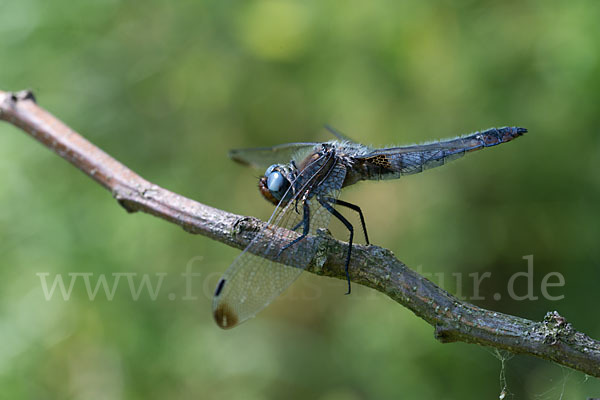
<box><xmin>324</xmin><ymin>124</ymin><xmax>359</xmax><ymax>143</ymax></box>
<box><xmin>213</xmin><ymin>163</ymin><xmax>347</xmax><ymax>329</ymax></box>
<box><xmin>229</xmin><ymin>142</ymin><xmax>319</xmax><ymax>169</ymax></box>
<box><xmin>355</xmin><ymin>127</ymin><xmax>526</xmax><ymax>180</ymax></box>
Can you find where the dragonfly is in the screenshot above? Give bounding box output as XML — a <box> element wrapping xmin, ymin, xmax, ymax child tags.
<box><xmin>213</xmin><ymin>126</ymin><xmax>527</xmax><ymax>329</ymax></box>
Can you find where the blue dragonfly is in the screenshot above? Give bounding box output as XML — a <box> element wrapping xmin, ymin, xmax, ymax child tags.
<box><xmin>213</xmin><ymin>126</ymin><xmax>527</xmax><ymax>328</ymax></box>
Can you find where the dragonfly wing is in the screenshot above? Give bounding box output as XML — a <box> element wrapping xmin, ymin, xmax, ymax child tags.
<box><xmin>355</xmin><ymin>127</ymin><xmax>526</xmax><ymax>181</ymax></box>
<box><xmin>229</xmin><ymin>142</ymin><xmax>319</xmax><ymax>169</ymax></box>
<box><xmin>324</xmin><ymin>124</ymin><xmax>359</xmax><ymax>143</ymax></box>
<box><xmin>213</xmin><ymin>163</ymin><xmax>347</xmax><ymax>329</ymax></box>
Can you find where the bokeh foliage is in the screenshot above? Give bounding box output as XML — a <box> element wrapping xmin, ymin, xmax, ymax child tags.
<box><xmin>1</xmin><ymin>0</ymin><xmax>599</xmax><ymax>398</ymax></box>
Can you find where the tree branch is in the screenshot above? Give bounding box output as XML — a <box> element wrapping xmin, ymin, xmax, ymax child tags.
<box><xmin>1</xmin><ymin>89</ymin><xmax>599</xmax><ymax>377</ymax></box>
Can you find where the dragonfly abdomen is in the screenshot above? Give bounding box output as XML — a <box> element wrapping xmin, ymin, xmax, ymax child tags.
<box><xmin>351</xmin><ymin>127</ymin><xmax>527</xmax><ymax>183</ymax></box>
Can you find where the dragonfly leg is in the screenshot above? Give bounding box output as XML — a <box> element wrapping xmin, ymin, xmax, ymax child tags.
<box><xmin>277</xmin><ymin>200</ymin><xmax>310</xmax><ymax>257</ymax></box>
<box><xmin>294</xmin><ymin>198</ymin><xmax>301</xmax><ymax>214</ymax></box>
<box><xmin>318</xmin><ymin>197</ymin><xmax>354</xmax><ymax>295</ymax></box>
<box><xmin>290</xmin><ymin>219</ymin><xmax>304</xmax><ymax>232</ymax></box>
<box><xmin>323</xmin><ymin>197</ymin><xmax>370</xmax><ymax>245</ymax></box>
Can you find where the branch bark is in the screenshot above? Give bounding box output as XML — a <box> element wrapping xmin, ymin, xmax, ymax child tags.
<box><xmin>1</xmin><ymin>89</ymin><xmax>599</xmax><ymax>377</ymax></box>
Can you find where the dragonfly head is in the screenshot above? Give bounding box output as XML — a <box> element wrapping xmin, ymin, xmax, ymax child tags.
<box><xmin>259</xmin><ymin>164</ymin><xmax>293</xmax><ymax>205</ymax></box>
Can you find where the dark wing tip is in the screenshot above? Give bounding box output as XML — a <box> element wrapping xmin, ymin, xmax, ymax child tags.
<box><xmin>228</xmin><ymin>149</ymin><xmax>252</xmax><ymax>166</ymax></box>
<box><xmin>213</xmin><ymin>303</ymin><xmax>239</xmax><ymax>330</ymax></box>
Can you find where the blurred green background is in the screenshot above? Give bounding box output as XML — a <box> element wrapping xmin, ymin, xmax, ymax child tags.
<box><xmin>1</xmin><ymin>0</ymin><xmax>599</xmax><ymax>398</ymax></box>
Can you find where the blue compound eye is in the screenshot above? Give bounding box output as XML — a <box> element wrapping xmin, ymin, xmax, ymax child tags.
<box><xmin>265</xmin><ymin>164</ymin><xmax>277</xmax><ymax>176</ymax></box>
<box><xmin>266</xmin><ymin>170</ymin><xmax>290</xmax><ymax>201</ymax></box>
